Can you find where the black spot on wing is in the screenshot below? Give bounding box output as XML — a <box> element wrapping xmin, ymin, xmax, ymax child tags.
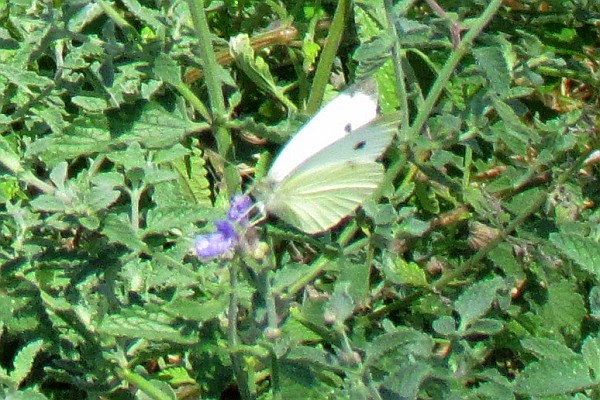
<box><xmin>344</xmin><ymin>123</ymin><xmax>352</xmax><ymax>133</ymax></box>
<box><xmin>353</xmin><ymin>140</ymin><xmax>367</xmax><ymax>150</ymax></box>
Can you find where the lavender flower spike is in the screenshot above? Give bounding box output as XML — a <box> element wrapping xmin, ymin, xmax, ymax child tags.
<box><xmin>193</xmin><ymin>220</ymin><xmax>237</xmax><ymax>259</ymax></box>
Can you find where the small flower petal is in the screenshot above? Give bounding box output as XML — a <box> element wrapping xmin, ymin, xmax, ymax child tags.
<box><xmin>194</xmin><ymin>221</ymin><xmax>237</xmax><ymax>259</ymax></box>
<box><xmin>227</xmin><ymin>195</ymin><xmax>253</xmax><ymax>224</ymax></box>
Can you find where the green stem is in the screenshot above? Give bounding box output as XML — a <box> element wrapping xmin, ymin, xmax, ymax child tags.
<box><xmin>408</xmin><ymin>0</ymin><xmax>503</xmax><ymax>140</ymax></box>
<box><xmin>174</xmin><ymin>82</ymin><xmax>212</xmax><ymax>122</ymax></box>
<box><xmin>383</xmin><ymin>0</ymin><xmax>410</xmax><ymax>129</ymax></box>
<box><xmin>305</xmin><ymin>0</ymin><xmax>350</xmax><ymax>114</ymax></box>
<box><xmin>116</xmin><ymin>367</ymin><xmax>173</xmax><ymax>400</ymax></box>
<box><xmin>186</xmin><ymin>0</ymin><xmax>238</xmax><ymax>196</ymax></box>
<box><xmin>227</xmin><ymin>259</ymin><xmax>254</xmax><ymax>399</ymax></box>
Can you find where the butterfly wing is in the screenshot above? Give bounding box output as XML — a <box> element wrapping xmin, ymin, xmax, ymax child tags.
<box><xmin>267</xmin><ymin>81</ymin><xmax>378</xmax><ymax>182</ymax></box>
<box><xmin>284</xmin><ymin>112</ymin><xmax>400</xmax><ymax>179</ymax></box>
<box><xmin>264</xmin><ymin>161</ymin><xmax>384</xmax><ymax>234</ymax></box>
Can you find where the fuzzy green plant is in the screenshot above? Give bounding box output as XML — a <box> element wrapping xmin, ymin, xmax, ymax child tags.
<box><xmin>1</xmin><ymin>1</ymin><xmax>600</xmax><ymax>399</ymax></box>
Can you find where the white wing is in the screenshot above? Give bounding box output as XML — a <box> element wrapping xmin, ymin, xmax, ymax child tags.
<box><xmin>267</xmin><ymin>80</ymin><xmax>378</xmax><ymax>182</ymax></box>
<box><xmin>285</xmin><ymin>112</ymin><xmax>399</xmax><ymax>178</ymax></box>
<box><xmin>264</xmin><ymin>161</ymin><xmax>384</xmax><ymax>234</ymax></box>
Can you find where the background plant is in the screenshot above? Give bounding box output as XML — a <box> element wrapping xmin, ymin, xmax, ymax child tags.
<box><xmin>1</xmin><ymin>0</ymin><xmax>600</xmax><ymax>399</ymax></box>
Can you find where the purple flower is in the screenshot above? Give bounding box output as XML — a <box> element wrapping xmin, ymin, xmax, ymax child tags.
<box><xmin>227</xmin><ymin>195</ymin><xmax>253</xmax><ymax>225</ymax></box>
<box><xmin>193</xmin><ymin>195</ymin><xmax>256</xmax><ymax>260</ymax></box>
<box><xmin>193</xmin><ymin>220</ymin><xmax>237</xmax><ymax>259</ymax></box>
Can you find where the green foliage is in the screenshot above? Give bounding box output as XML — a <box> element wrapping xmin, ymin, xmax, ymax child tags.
<box><xmin>1</xmin><ymin>0</ymin><xmax>600</xmax><ymax>399</ymax></box>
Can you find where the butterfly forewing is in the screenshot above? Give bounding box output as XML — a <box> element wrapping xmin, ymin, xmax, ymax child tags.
<box><xmin>267</xmin><ymin>83</ymin><xmax>378</xmax><ymax>182</ymax></box>
<box><xmin>285</xmin><ymin>112</ymin><xmax>399</xmax><ymax>179</ymax></box>
<box><xmin>266</xmin><ymin>161</ymin><xmax>384</xmax><ymax>234</ymax></box>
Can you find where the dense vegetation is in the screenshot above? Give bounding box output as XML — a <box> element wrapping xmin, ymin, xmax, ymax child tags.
<box><xmin>1</xmin><ymin>0</ymin><xmax>600</xmax><ymax>399</ymax></box>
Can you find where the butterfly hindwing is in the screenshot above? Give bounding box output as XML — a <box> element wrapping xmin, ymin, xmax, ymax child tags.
<box><xmin>266</xmin><ymin>161</ymin><xmax>384</xmax><ymax>234</ymax></box>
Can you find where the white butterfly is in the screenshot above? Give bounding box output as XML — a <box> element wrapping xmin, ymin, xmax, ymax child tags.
<box><xmin>253</xmin><ymin>80</ymin><xmax>398</xmax><ymax>234</ymax></box>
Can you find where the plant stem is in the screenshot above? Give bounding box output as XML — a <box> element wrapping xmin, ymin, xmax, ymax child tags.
<box><xmin>408</xmin><ymin>0</ymin><xmax>504</xmax><ymax>141</ymax></box>
<box><xmin>186</xmin><ymin>0</ymin><xmax>239</xmax><ymax>196</ymax></box>
<box><xmin>305</xmin><ymin>0</ymin><xmax>350</xmax><ymax>114</ymax></box>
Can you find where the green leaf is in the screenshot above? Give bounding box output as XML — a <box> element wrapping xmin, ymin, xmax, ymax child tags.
<box><xmin>473</xmin><ymin>46</ymin><xmax>511</xmax><ymax>95</ymax></box>
<box><xmin>382</xmin><ymin>361</ymin><xmax>432</xmax><ymax>399</ymax></box>
<box><xmin>581</xmin><ymin>335</ymin><xmax>600</xmax><ymax>374</ymax></box>
<box><xmin>382</xmin><ymin>257</ymin><xmax>429</xmax><ymax>287</ymax></box>
<box><xmin>455</xmin><ymin>276</ymin><xmax>504</xmax><ymax>330</ymax></box>
<box><xmin>170</xmin><ymin>147</ymin><xmax>211</xmax><ymax>207</ymax></box>
<box><xmin>0</xmin><ymin>64</ymin><xmax>53</xmax><ymax>95</ymax></box>
<box><xmin>550</xmin><ymin>232</ymin><xmax>600</xmax><ymax>279</ymax></box>
<box><xmin>513</xmin><ymin>357</ymin><xmax>595</xmax><ymax>396</ymax></box>
<box><xmin>153</xmin><ymin>53</ymin><xmax>182</xmax><ymax>86</ymax></box>
<box><xmin>521</xmin><ymin>337</ymin><xmax>577</xmax><ymax>359</ymax></box>
<box><xmin>324</xmin><ymin>282</ymin><xmax>354</xmax><ymax>325</ymax></box>
<box><xmin>102</xmin><ymin>213</ymin><xmax>147</xmax><ymax>252</ymax></box>
<box><xmin>540</xmin><ymin>280</ymin><xmax>586</xmax><ymax>340</ymax></box>
<box><xmin>432</xmin><ymin>316</ymin><xmax>456</xmax><ymax>336</ymax></box>
<box><xmin>71</xmin><ymin>95</ymin><xmax>109</xmax><ymax>112</ymax></box>
<box><xmin>11</xmin><ymin>339</ymin><xmax>44</xmax><ymax>387</ymax></box>
<box><xmin>144</xmin><ymin>206</ymin><xmax>208</xmax><ymax>234</ymax></box>
<box><xmin>117</xmin><ymin>103</ymin><xmax>208</xmax><ymax>149</ymax></box>
<box><xmin>26</xmin><ymin>116</ymin><xmax>112</xmax><ymax>166</ymax></box>
<box><xmin>99</xmin><ymin>313</ymin><xmax>195</xmax><ymax>344</ymax></box>
<box><xmin>229</xmin><ymin>34</ymin><xmax>293</xmax><ymax>110</ymax></box>
<box><xmin>365</xmin><ymin>328</ymin><xmax>433</xmax><ymax>368</ymax></box>
<box><xmin>164</xmin><ymin>297</ymin><xmax>228</xmax><ymax>322</ymax></box>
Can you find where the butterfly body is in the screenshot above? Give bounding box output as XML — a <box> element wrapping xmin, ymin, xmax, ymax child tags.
<box><xmin>253</xmin><ymin>80</ymin><xmax>398</xmax><ymax>234</ymax></box>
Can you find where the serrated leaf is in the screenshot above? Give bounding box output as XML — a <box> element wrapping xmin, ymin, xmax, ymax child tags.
<box><xmin>99</xmin><ymin>314</ymin><xmax>195</xmax><ymax>344</ymax></box>
<box><xmin>145</xmin><ymin>206</ymin><xmax>210</xmax><ymax>234</ymax></box>
<box><xmin>382</xmin><ymin>257</ymin><xmax>428</xmax><ymax>287</ymax></box>
<box><xmin>0</xmin><ymin>64</ymin><xmax>53</xmax><ymax>95</ymax></box>
<box><xmin>540</xmin><ymin>280</ymin><xmax>586</xmax><ymax>339</ymax></box>
<box><xmin>474</xmin><ymin>46</ymin><xmax>511</xmax><ymax>95</ymax></box>
<box><xmin>589</xmin><ymin>286</ymin><xmax>600</xmax><ymax>320</ymax></box>
<box><xmin>432</xmin><ymin>316</ymin><xmax>456</xmax><ymax>336</ymax></box>
<box><xmin>153</xmin><ymin>53</ymin><xmax>182</xmax><ymax>86</ymax></box>
<box><xmin>513</xmin><ymin>357</ymin><xmax>595</xmax><ymax>396</ymax></box>
<box><xmin>107</xmin><ymin>142</ymin><xmax>146</xmax><ymax>171</ymax></box>
<box><xmin>455</xmin><ymin>276</ymin><xmax>504</xmax><ymax>330</ymax></box>
<box><xmin>229</xmin><ymin>34</ymin><xmax>292</xmax><ymax>109</ymax></box>
<box><xmin>26</xmin><ymin>116</ymin><xmax>112</xmax><ymax>166</ymax></box>
<box><xmin>521</xmin><ymin>337</ymin><xmax>577</xmax><ymax>359</ymax></box>
<box><xmin>85</xmin><ymin>186</ymin><xmax>120</xmax><ymax>211</ymax></box>
<box><xmin>4</xmin><ymin>389</ymin><xmax>49</xmax><ymax>400</ymax></box>
<box><xmin>102</xmin><ymin>214</ymin><xmax>147</xmax><ymax>252</ymax></box>
<box><xmin>11</xmin><ymin>339</ymin><xmax>44</xmax><ymax>387</ymax></box>
<box><xmin>117</xmin><ymin>103</ymin><xmax>208</xmax><ymax>148</ymax></box>
<box><xmin>171</xmin><ymin>148</ymin><xmax>211</xmax><ymax>206</ymax></box>
<box><xmin>365</xmin><ymin>328</ymin><xmax>433</xmax><ymax>367</ymax></box>
<box><xmin>464</xmin><ymin>318</ymin><xmax>504</xmax><ymax>336</ymax></box>
<box><xmin>30</xmin><ymin>194</ymin><xmax>67</xmax><ymax>212</ymax></box>
<box><xmin>71</xmin><ymin>95</ymin><xmax>109</xmax><ymax>112</ymax></box>
<box><xmin>164</xmin><ymin>297</ymin><xmax>228</xmax><ymax>322</ymax></box>
<box><xmin>382</xmin><ymin>361</ymin><xmax>431</xmax><ymax>399</ymax></box>
<box><xmin>551</xmin><ymin>233</ymin><xmax>600</xmax><ymax>279</ymax></box>
<box><xmin>581</xmin><ymin>335</ymin><xmax>600</xmax><ymax>374</ymax></box>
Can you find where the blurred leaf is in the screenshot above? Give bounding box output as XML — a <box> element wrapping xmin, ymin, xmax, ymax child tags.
<box><xmin>455</xmin><ymin>276</ymin><xmax>504</xmax><ymax>330</ymax></box>
<box><xmin>324</xmin><ymin>282</ymin><xmax>354</xmax><ymax>325</ymax></box>
<box><xmin>513</xmin><ymin>356</ymin><xmax>595</xmax><ymax>397</ymax></box>
<box><xmin>551</xmin><ymin>232</ymin><xmax>600</xmax><ymax>279</ymax></box>
<box><xmin>474</xmin><ymin>46</ymin><xmax>510</xmax><ymax>96</ymax></box>
<box><xmin>102</xmin><ymin>213</ymin><xmax>147</xmax><ymax>252</ymax></box>
<box><xmin>99</xmin><ymin>312</ymin><xmax>195</xmax><ymax>344</ymax></box>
